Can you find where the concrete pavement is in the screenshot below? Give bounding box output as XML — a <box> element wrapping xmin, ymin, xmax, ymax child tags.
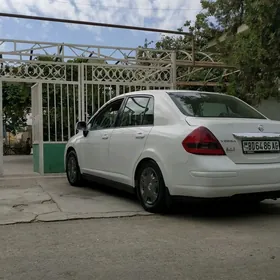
<box><xmin>0</xmin><ymin>177</ymin><xmax>151</xmax><ymax>225</ymax></box>
<box><xmin>2</xmin><ymin>174</ymin><xmax>280</xmax><ymax>279</ymax></box>
<box><xmin>1</xmin><ymin>212</ymin><xmax>280</xmax><ymax>280</ymax></box>
<box><xmin>3</xmin><ymin>155</ymin><xmax>39</xmax><ymax>177</ymax></box>
<box><xmin>2</xmin><ymin>175</ymin><xmax>280</xmax><ymax>226</ymax></box>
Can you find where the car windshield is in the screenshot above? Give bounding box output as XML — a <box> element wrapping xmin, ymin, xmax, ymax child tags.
<box><xmin>168</xmin><ymin>91</ymin><xmax>266</xmax><ymax>119</ymax></box>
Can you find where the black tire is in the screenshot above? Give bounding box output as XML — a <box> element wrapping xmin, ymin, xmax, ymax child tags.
<box><xmin>66</xmin><ymin>150</ymin><xmax>83</xmax><ymax>187</ymax></box>
<box><xmin>135</xmin><ymin>160</ymin><xmax>171</xmax><ymax>213</ymax></box>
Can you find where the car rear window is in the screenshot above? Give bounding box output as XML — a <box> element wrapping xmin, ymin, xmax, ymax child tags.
<box><xmin>168</xmin><ymin>92</ymin><xmax>266</xmax><ymax>119</ymax></box>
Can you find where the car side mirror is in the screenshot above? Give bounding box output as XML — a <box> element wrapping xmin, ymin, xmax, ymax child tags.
<box><xmin>76</xmin><ymin>121</ymin><xmax>89</xmax><ymax>137</ymax></box>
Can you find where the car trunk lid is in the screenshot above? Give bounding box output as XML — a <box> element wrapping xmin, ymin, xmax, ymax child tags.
<box><xmin>185</xmin><ymin>117</ymin><xmax>280</xmax><ymax>164</ymax></box>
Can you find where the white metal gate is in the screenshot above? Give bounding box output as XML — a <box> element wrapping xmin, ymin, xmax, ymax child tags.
<box><xmin>81</xmin><ymin>63</ymin><xmax>172</xmax><ymax>121</ymax></box>
<box><xmin>42</xmin><ymin>82</ymin><xmax>80</xmax><ymax>142</ymax></box>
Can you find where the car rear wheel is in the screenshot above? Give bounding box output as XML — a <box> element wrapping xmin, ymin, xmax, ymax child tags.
<box><xmin>136</xmin><ymin>160</ymin><xmax>171</xmax><ymax>213</ymax></box>
<box><xmin>66</xmin><ymin>150</ymin><xmax>83</xmax><ymax>187</ymax></box>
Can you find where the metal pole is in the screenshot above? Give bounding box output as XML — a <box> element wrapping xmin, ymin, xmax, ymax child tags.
<box><xmin>81</xmin><ymin>64</ymin><xmax>85</xmax><ymax>121</ymax></box>
<box><xmin>171</xmin><ymin>51</ymin><xmax>177</xmax><ymax>90</ymax></box>
<box><xmin>77</xmin><ymin>65</ymin><xmax>82</xmax><ymax>121</ymax></box>
<box><xmin>38</xmin><ymin>82</ymin><xmax>44</xmax><ymax>175</ymax></box>
<box><xmin>0</xmin><ymin>81</ymin><xmax>3</xmax><ymax>176</ymax></box>
<box><xmin>0</xmin><ymin>13</ymin><xmax>192</xmax><ymax>37</ymax></box>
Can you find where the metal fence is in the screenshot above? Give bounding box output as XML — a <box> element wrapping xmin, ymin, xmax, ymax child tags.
<box><xmin>0</xmin><ymin>59</ymin><xmax>173</xmax><ymax>146</ymax></box>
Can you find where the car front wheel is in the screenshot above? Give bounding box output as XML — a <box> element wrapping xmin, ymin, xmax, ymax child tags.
<box><xmin>66</xmin><ymin>150</ymin><xmax>83</xmax><ymax>187</ymax></box>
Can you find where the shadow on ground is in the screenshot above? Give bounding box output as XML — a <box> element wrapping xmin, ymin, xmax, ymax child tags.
<box><xmin>166</xmin><ymin>200</ymin><xmax>280</xmax><ymax>221</ymax></box>
<box><xmin>83</xmin><ymin>181</ymin><xmax>280</xmax><ymax>220</ymax></box>
<box><xmin>82</xmin><ymin>180</ymin><xmax>137</xmax><ymax>202</ymax></box>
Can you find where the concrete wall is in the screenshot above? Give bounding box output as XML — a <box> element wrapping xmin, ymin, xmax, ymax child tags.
<box><xmin>33</xmin><ymin>144</ymin><xmax>39</xmax><ymax>173</ymax></box>
<box><xmin>43</xmin><ymin>143</ymin><xmax>66</xmax><ymax>173</ymax></box>
<box><xmin>33</xmin><ymin>143</ymin><xmax>66</xmax><ymax>174</ymax></box>
<box><xmin>255</xmin><ymin>98</ymin><xmax>280</xmax><ymax>121</ymax></box>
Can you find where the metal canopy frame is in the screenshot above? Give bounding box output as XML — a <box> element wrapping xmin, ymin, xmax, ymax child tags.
<box><xmin>0</xmin><ymin>38</ymin><xmax>235</xmax><ymax>86</ymax></box>
<box><xmin>0</xmin><ymin>38</ymin><xmax>229</xmax><ymax>65</ymax></box>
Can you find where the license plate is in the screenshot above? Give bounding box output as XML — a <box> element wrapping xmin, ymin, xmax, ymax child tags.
<box><xmin>242</xmin><ymin>140</ymin><xmax>280</xmax><ymax>154</ymax></box>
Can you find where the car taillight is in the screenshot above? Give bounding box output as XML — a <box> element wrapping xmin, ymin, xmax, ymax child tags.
<box><xmin>182</xmin><ymin>126</ymin><xmax>225</xmax><ymax>155</ymax></box>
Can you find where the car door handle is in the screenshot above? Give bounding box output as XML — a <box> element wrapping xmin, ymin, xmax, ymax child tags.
<box><xmin>102</xmin><ymin>133</ymin><xmax>109</xmax><ymax>140</ymax></box>
<box><xmin>135</xmin><ymin>132</ymin><xmax>145</xmax><ymax>139</ymax></box>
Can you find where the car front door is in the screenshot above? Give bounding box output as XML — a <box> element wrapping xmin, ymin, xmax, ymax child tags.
<box><xmin>108</xmin><ymin>95</ymin><xmax>154</xmax><ymax>186</ymax></box>
<box><xmin>80</xmin><ymin>97</ymin><xmax>125</xmax><ymax>177</ymax></box>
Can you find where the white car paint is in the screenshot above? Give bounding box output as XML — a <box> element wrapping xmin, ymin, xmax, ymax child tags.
<box><xmin>65</xmin><ymin>90</ymin><xmax>280</xmax><ymax>200</ymax></box>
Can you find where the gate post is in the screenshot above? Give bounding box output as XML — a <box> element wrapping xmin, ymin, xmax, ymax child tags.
<box><xmin>38</xmin><ymin>82</ymin><xmax>44</xmax><ymax>175</ymax></box>
<box><xmin>31</xmin><ymin>82</ymin><xmax>44</xmax><ymax>175</ymax></box>
<box><xmin>116</xmin><ymin>85</ymin><xmax>120</xmax><ymax>96</ymax></box>
<box><xmin>0</xmin><ymin>81</ymin><xmax>3</xmax><ymax>176</ymax></box>
<box><xmin>171</xmin><ymin>51</ymin><xmax>177</xmax><ymax>90</ymax></box>
<box><xmin>80</xmin><ymin>63</ymin><xmax>85</xmax><ymax>121</ymax></box>
<box><xmin>77</xmin><ymin>64</ymin><xmax>82</xmax><ymax>121</ymax></box>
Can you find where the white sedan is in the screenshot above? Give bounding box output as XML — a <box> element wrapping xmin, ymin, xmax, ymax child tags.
<box><xmin>64</xmin><ymin>90</ymin><xmax>280</xmax><ymax>213</ymax></box>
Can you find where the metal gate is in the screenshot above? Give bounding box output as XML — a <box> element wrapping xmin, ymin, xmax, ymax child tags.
<box><xmin>81</xmin><ymin>63</ymin><xmax>172</xmax><ymax>121</ymax></box>
<box><xmin>42</xmin><ymin>82</ymin><xmax>80</xmax><ymax>142</ymax></box>
<box><xmin>0</xmin><ymin>59</ymin><xmax>173</xmax><ymax>175</ymax></box>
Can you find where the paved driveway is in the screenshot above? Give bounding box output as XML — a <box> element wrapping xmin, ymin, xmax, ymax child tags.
<box><xmin>2</xmin><ymin>175</ymin><xmax>280</xmax><ymax>226</ymax></box>
<box><xmin>0</xmin><ymin>177</ymin><xmax>151</xmax><ymax>225</ymax></box>
<box><xmin>3</xmin><ymin>155</ymin><xmax>38</xmax><ymax>176</ymax></box>
<box><xmin>2</xmin><ymin>207</ymin><xmax>280</xmax><ymax>280</ymax></box>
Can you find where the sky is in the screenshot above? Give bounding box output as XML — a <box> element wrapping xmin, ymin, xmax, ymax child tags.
<box><xmin>0</xmin><ymin>0</ymin><xmax>202</xmax><ymax>49</ymax></box>
<box><xmin>1</xmin><ymin>0</ymin><xmax>202</xmax><ymax>126</ymax></box>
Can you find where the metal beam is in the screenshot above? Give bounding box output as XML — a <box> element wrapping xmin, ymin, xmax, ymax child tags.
<box><xmin>0</xmin><ymin>13</ymin><xmax>192</xmax><ymax>36</ymax></box>
<box><xmin>176</xmin><ymin>60</ymin><xmax>235</xmax><ymax>69</ymax></box>
<box><xmin>177</xmin><ymin>81</ymin><xmax>230</xmax><ymax>87</ymax></box>
<box><xmin>0</xmin><ymin>38</ymin><xmax>174</xmax><ymax>64</ymax></box>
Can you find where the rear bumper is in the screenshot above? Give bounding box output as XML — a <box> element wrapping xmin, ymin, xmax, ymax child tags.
<box><xmin>168</xmin><ymin>161</ymin><xmax>280</xmax><ymax>198</ymax></box>
<box><xmin>171</xmin><ymin>183</ymin><xmax>280</xmax><ymax>198</ymax></box>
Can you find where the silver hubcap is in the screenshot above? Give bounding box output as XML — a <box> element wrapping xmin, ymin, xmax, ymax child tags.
<box><xmin>67</xmin><ymin>156</ymin><xmax>77</xmax><ymax>182</ymax></box>
<box><xmin>140</xmin><ymin>167</ymin><xmax>159</xmax><ymax>205</ymax></box>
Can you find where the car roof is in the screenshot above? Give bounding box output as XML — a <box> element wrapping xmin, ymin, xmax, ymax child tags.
<box><xmin>119</xmin><ymin>89</ymin><xmax>226</xmax><ymax>97</ymax></box>
<box><xmin>97</xmin><ymin>89</ymin><xmax>230</xmax><ymax>115</ymax></box>
<box><xmin>108</xmin><ymin>90</ymin><xmax>229</xmax><ymax>105</ymax></box>
<box><xmin>165</xmin><ymin>90</ymin><xmax>225</xmax><ymax>95</ymax></box>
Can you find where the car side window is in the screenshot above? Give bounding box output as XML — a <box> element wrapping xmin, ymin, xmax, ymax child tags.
<box><xmin>119</xmin><ymin>96</ymin><xmax>154</xmax><ymax>127</ymax></box>
<box><xmin>142</xmin><ymin>98</ymin><xmax>154</xmax><ymax>125</ymax></box>
<box><xmin>89</xmin><ymin>98</ymin><xmax>124</xmax><ymax>131</ymax></box>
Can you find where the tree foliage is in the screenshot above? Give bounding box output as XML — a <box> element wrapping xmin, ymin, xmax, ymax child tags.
<box><xmin>144</xmin><ymin>12</ymin><xmax>226</xmax><ymax>92</ymax></box>
<box><xmin>152</xmin><ymin>0</ymin><xmax>280</xmax><ymax>104</ymax></box>
<box><xmin>195</xmin><ymin>0</ymin><xmax>280</xmax><ymax>103</ymax></box>
<box><xmin>2</xmin><ymin>82</ymin><xmax>31</xmax><ymax>134</ymax></box>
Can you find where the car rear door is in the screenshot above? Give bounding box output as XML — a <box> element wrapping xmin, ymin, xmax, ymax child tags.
<box><xmin>107</xmin><ymin>95</ymin><xmax>154</xmax><ymax>186</ymax></box>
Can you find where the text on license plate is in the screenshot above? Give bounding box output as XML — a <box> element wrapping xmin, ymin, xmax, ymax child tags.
<box><xmin>242</xmin><ymin>140</ymin><xmax>280</xmax><ymax>154</ymax></box>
